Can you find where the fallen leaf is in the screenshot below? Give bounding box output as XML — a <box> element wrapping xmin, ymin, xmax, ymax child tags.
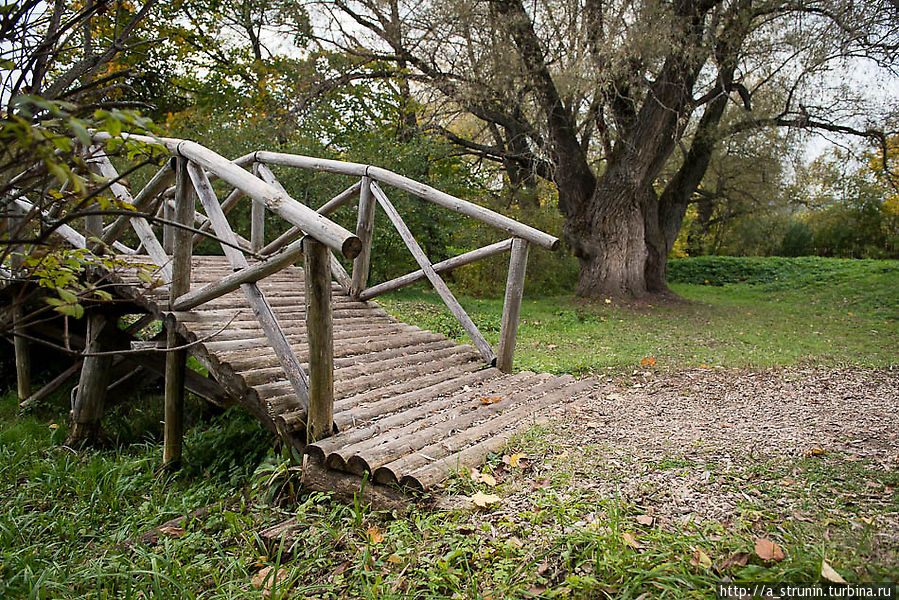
<box><xmin>635</xmin><ymin>515</ymin><xmax>654</xmax><ymax>526</ymax></box>
<box><xmin>821</xmin><ymin>559</ymin><xmax>846</xmax><ymax>583</ymax></box>
<box><xmin>720</xmin><ymin>552</ymin><xmax>751</xmax><ymax>570</ymax></box>
<box><xmin>251</xmin><ymin>566</ymin><xmax>289</xmax><ymax>597</ymax></box>
<box><xmin>503</xmin><ymin>453</ymin><xmax>527</xmax><ymax>467</ymax></box>
<box><xmin>754</xmin><ymin>538</ymin><xmax>785</xmax><ymax>562</ymax></box>
<box><xmin>606</xmin><ymin>393</ymin><xmax>624</xmax><ymax>401</ymax></box>
<box><xmin>387</xmin><ymin>553</ymin><xmax>402</xmax><ymax>564</ymax></box>
<box><xmin>480</xmin><ymin>472</ymin><xmax>497</xmax><ymax>487</ymax></box>
<box><xmin>621</xmin><ymin>532</ymin><xmax>641</xmax><ymax>549</ymax></box>
<box><xmin>604</xmin><ymin>298</ymin><xmax>612</xmax><ymax>304</ymax></box>
<box><xmin>367</xmin><ymin>525</ymin><xmax>384</xmax><ymax>544</ymax></box>
<box><xmin>640</xmin><ymin>356</ymin><xmax>657</xmax><ymax>367</ymax></box>
<box><xmin>807</xmin><ymin>448</ymin><xmax>826</xmax><ymax>456</ymax></box>
<box><xmin>158</xmin><ymin>526</ymin><xmax>186</xmax><ymax>538</ymax></box>
<box><xmin>508</xmin><ymin>536</ymin><xmax>524</xmax><ymax>548</ymax></box>
<box><xmin>479</xmin><ymin>396</ymin><xmax>502</xmax><ymax>404</ymax></box>
<box><xmin>469</xmin><ymin>492</ymin><xmax>501</xmax><ymax>508</ymax></box>
<box><xmin>690</xmin><ymin>548</ymin><xmax>712</xmax><ymax>569</ymax></box>
<box><xmin>49</xmin><ymin>423</ymin><xmax>58</xmax><ymax>430</ymax></box>
<box><xmin>858</xmin><ymin>516</ymin><xmax>873</xmax><ymax>525</ymax></box>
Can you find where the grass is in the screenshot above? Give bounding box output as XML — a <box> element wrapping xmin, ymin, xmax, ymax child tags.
<box><xmin>380</xmin><ymin>257</ymin><xmax>899</xmax><ymax>374</ymax></box>
<box><xmin>1</xmin><ymin>257</ymin><xmax>897</xmax><ymax>598</ymax></box>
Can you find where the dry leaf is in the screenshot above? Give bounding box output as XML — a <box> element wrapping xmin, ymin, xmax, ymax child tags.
<box><xmin>508</xmin><ymin>536</ymin><xmax>524</xmax><ymax>548</ymax></box>
<box><xmin>640</xmin><ymin>356</ymin><xmax>657</xmax><ymax>367</ymax></box>
<box><xmin>690</xmin><ymin>548</ymin><xmax>713</xmax><ymax>569</ymax></box>
<box><xmin>635</xmin><ymin>515</ymin><xmax>654</xmax><ymax>526</ymax></box>
<box><xmin>821</xmin><ymin>560</ymin><xmax>846</xmax><ymax>583</ymax></box>
<box><xmin>480</xmin><ymin>472</ymin><xmax>497</xmax><ymax>487</ymax></box>
<box><xmin>754</xmin><ymin>538</ymin><xmax>785</xmax><ymax>562</ymax></box>
<box><xmin>470</xmin><ymin>492</ymin><xmax>501</xmax><ymax>508</ymax></box>
<box><xmin>807</xmin><ymin>448</ymin><xmax>826</xmax><ymax>456</ymax></box>
<box><xmin>503</xmin><ymin>453</ymin><xmax>527</xmax><ymax>467</ymax></box>
<box><xmin>251</xmin><ymin>566</ymin><xmax>289</xmax><ymax>597</ymax></box>
<box><xmin>367</xmin><ymin>525</ymin><xmax>384</xmax><ymax>544</ymax></box>
<box><xmin>606</xmin><ymin>393</ymin><xmax>624</xmax><ymax>401</ymax></box>
<box><xmin>479</xmin><ymin>396</ymin><xmax>502</xmax><ymax>404</ymax></box>
<box><xmin>387</xmin><ymin>553</ymin><xmax>402</xmax><ymax>564</ymax></box>
<box><xmin>621</xmin><ymin>532</ymin><xmax>641</xmax><ymax>549</ymax></box>
<box><xmin>720</xmin><ymin>552</ymin><xmax>751</xmax><ymax>570</ymax></box>
<box><xmin>158</xmin><ymin>526</ymin><xmax>186</xmax><ymax>538</ymax></box>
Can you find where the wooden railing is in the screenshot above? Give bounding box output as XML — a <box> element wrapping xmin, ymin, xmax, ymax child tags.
<box><xmin>14</xmin><ymin>134</ymin><xmax>558</xmax><ymax>466</ymax></box>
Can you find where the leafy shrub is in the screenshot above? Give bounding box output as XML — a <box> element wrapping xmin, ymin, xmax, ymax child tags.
<box><xmin>667</xmin><ymin>255</ymin><xmax>899</xmax><ymax>288</ymax></box>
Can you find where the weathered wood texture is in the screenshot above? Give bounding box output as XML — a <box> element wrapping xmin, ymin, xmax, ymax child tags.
<box><xmin>304</xmin><ymin>238</ymin><xmax>334</xmax><ymax>443</ymax></box>
<box><xmin>497</xmin><ymin>238</ymin><xmax>529</xmax><ymax>373</ymax></box>
<box><xmin>112</xmin><ymin>254</ymin><xmax>596</xmax><ymax>493</ymax></box>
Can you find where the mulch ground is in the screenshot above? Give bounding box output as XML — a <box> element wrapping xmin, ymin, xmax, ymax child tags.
<box><xmin>502</xmin><ymin>366</ymin><xmax>898</xmax><ymax>556</ymax></box>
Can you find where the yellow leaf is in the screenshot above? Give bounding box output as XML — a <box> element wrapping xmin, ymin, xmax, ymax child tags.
<box><xmin>49</xmin><ymin>423</ymin><xmax>58</xmax><ymax>430</ymax></box>
<box><xmin>469</xmin><ymin>492</ymin><xmax>501</xmax><ymax>508</ymax></box>
<box><xmin>640</xmin><ymin>356</ymin><xmax>657</xmax><ymax>367</ymax></box>
<box><xmin>504</xmin><ymin>453</ymin><xmax>526</xmax><ymax>467</ymax></box>
<box><xmin>821</xmin><ymin>560</ymin><xmax>846</xmax><ymax>583</ymax></box>
<box><xmin>367</xmin><ymin>525</ymin><xmax>384</xmax><ymax>544</ymax></box>
<box><xmin>690</xmin><ymin>548</ymin><xmax>712</xmax><ymax>569</ymax></box>
<box><xmin>387</xmin><ymin>553</ymin><xmax>402</xmax><ymax>564</ymax></box>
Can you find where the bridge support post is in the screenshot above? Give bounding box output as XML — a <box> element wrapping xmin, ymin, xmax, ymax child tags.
<box><xmin>68</xmin><ymin>311</ymin><xmax>113</xmax><ymax>446</ymax></box>
<box><xmin>304</xmin><ymin>237</ymin><xmax>334</xmax><ymax>442</ymax></box>
<box><xmin>7</xmin><ymin>202</ymin><xmax>31</xmax><ymax>401</ymax></box>
<box><xmin>250</xmin><ymin>164</ymin><xmax>266</xmax><ymax>252</ymax></box>
<box><xmin>350</xmin><ymin>176</ymin><xmax>374</xmax><ymax>299</ymax></box>
<box><xmin>163</xmin><ymin>157</ymin><xmax>194</xmax><ymax>470</ymax></box>
<box><xmin>497</xmin><ymin>238</ymin><xmax>529</xmax><ymax>373</ymax></box>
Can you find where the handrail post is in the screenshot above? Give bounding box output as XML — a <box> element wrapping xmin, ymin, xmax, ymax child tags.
<box><xmin>250</xmin><ymin>163</ymin><xmax>265</xmax><ymax>251</ymax></box>
<box><xmin>304</xmin><ymin>237</ymin><xmax>334</xmax><ymax>442</ymax></box>
<box><xmin>497</xmin><ymin>238</ymin><xmax>529</xmax><ymax>373</ymax></box>
<box><xmin>7</xmin><ymin>202</ymin><xmax>30</xmax><ymax>401</ymax></box>
<box><xmin>163</xmin><ymin>157</ymin><xmax>194</xmax><ymax>469</ymax></box>
<box><xmin>350</xmin><ymin>176</ymin><xmax>375</xmax><ymax>299</ymax></box>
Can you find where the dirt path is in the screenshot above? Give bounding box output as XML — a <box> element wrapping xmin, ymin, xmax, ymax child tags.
<box><xmin>505</xmin><ymin>367</ymin><xmax>899</xmax><ymax>560</ymax></box>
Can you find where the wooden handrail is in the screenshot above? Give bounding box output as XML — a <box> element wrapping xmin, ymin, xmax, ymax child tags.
<box><xmin>253</xmin><ymin>151</ymin><xmax>560</xmax><ymax>250</ymax></box>
<box><xmin>90</xmin><ymin>133</ymin><xmax>362</xmax><ymax>260</ymax></box>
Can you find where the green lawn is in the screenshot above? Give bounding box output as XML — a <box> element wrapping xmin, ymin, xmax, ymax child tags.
<box><xmin>1</xmin><ymin>257</ymin><xmax>896</xmax><ymax>598</ymax></box>
<box><xmin>380</xmin><ymin>257</ymin><xmax>899</xmax><ymax>373</ymax></box>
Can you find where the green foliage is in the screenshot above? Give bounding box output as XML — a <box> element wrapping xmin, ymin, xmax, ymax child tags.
<box><xmin>668</xmin><ymin>256</ymin><xmax>899</xmax><ymax>291</ymax></box>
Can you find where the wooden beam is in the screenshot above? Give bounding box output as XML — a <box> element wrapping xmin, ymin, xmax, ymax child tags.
<box><xmin>191</xmin><ymin>187</ymin><xmax>243</xmax><ymax>248</ymax></box>
<box><xmin>171</xmin><ymin>239</ymin><xmax>304</xmax><ymax>311</ymax></box>
<box><xmin>20</xmin><ymin>359</ymin><xmax>82</xmax><ymax>410</ymax></box>
<box><xmin>370</xmin><ymin>182</ymin><xmax>496</xmax><ymax>365</ymax></box>
<box><xmin>256</xmin><ymin>180</ymin><xmax>360</xmax><ymax>256</ymax></box>
<box><xmin>359</xmin><ymin>239</ymin><xmax>513</xmax><ymax>301</ymax></box>
<box><xmin>68</xmin><ymin>312</ymin><xmax>112</xmax><ymax>446</ymax></box>
<box><xmin>87</xmin><ymin>134</ymin><xmax>361</xmax><ymax>259</ymax></box>
<box><xmin>100</xmin><ymin>158</ymin><xmax>175</xmax><ymax>248</ymax></box>
<box><xmin>497</xmin><ymin>238</ymin><xmax>529</xmax><ymax>373</ymax></box>
<box><xmin>250</xmin><ymin>163</ymin><xmax>265</xmax><ymax>251</ymax></box>
<box><xmin>163</xmin><ymin>157</ymin><xmax>194</xmax><ymax>470</ymax></box>
<box><xmin>186</xmin><ymin>161</ymin><xmax>310</xmax><ymax>413</ymax></box>
<box><xmin>304</xmin><ymin>238</ymin><xmax>334</xmax><ymax>443</ymax></box>
<box><xmin>350</xmin><ymin>176</ymin><xmax>375</xmax><ymax>299</ymax></box>
<box><xmin>255</xmin><ymin>150</ymin><xmax>559</xmax><ymax>250</ymax></box>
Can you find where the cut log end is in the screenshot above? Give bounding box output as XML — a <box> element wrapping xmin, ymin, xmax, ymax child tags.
<box><xmin>341</xmin><ymin>235</ymin><xmax>363</xmax><ymax>260</ymax></box>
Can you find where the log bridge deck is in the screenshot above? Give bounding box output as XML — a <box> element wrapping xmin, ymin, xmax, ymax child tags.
<box><xmin>120</xmin><ymin>255</ymin><xmax>596</xmax><ymax>492</ymax></box>
<box><xmin>4</xmin><ymin>134</ymin><xmax>596</xmax><ymax>497</ymax></box>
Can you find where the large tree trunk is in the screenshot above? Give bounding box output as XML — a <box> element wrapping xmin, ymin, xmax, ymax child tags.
<box><xmin>565</xmin><ymin>168</ymin><xmax>670</xmax><ymax>299</ymax></box>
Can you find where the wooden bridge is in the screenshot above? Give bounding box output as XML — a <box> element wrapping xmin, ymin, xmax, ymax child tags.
<box><xmin>3</xmin><ymin>135</ymin><xmax>597</xmax><ymax>498</ymax></box>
